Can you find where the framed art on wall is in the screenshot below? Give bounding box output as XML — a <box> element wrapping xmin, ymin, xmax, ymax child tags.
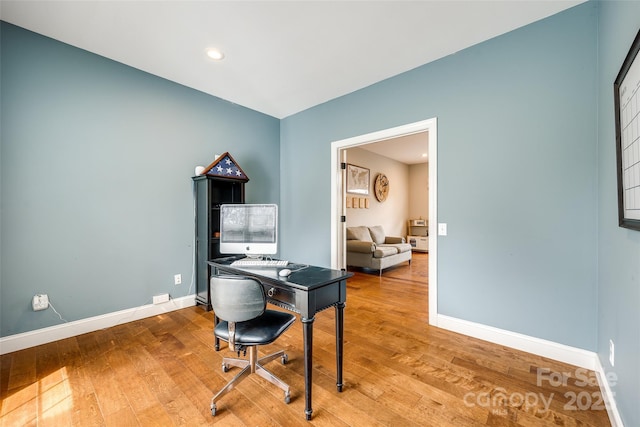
<box><xmin>346</xmin><ymin>164</ymin><xmax>370</xmax><ymax>195</ymax></box>
<box><xmin>614</xmin><ymin>28</ymin><xmax>640</xmax><ymax>231</ymax></box>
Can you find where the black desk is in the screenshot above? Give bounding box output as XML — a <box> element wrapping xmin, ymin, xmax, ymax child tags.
<box><xmin>208</xmin><ymin>258</ymin><xmax>352</xmax><ymax>420</ymax></box>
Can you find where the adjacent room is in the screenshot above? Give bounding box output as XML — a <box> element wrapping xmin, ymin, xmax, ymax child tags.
<box><xmin>343</xmin><ymin>135</ymin><xmax>429</xmax><ymax>276</ymax></box>
<box><xmin>1</xmin><ymin>1</ymin><xmax>639</xmax><ymax>426</ymax></box>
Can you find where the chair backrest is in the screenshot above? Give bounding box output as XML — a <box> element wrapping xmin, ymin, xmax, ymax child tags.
<box><xmin>210</xmin><ymin>276</ymin><xmax>266</xmax><ymax>322</ymax></box>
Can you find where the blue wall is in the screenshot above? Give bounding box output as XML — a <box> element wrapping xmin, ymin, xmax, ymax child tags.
<box><xmin>3</xmin><ymin>2</ymin><xmax>639</xmax><ymax>424</ymax></box>
<box><xmin>281</xmin><ymin>3</ymin><xmax>599</xmax><ymax>350</ymax></box>
<box><xmin>0</xmin><ymin>22</ymin><xmax>280</xmax><ymax>335</ymax></box>
<box><xmin>597</xmin><ymin>2</ymin><xmax>640</xmax><ymax>426</ymax></box>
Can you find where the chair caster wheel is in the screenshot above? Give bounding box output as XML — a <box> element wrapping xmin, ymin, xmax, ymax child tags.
<box><xmin>211</xmin><ymin>403</ymin><xmax>217</xmax><ymax>416</ymax></box>
<box><xmin>222</xmin><ymin>363</ymin><xmax>229</xmax><ymax>373</ymax></box>
<box><xmin>281</xmin><ymin>354</ymin><xmax>288</xmax><ymax>364</ymax></box>
<box><xmin>284</xmin><ymin>392</ymin><xmax>291</xmax><ymax>404</ymax></box>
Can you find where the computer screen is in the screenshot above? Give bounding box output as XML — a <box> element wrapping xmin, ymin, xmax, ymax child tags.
<box><xmin>219</xmin><ymin>204</ymin><xmax>278</xmax><ymax>256</ymax></box>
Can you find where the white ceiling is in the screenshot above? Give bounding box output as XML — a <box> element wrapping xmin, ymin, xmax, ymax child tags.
<box><xmin>1</xmin><ymin>0</ymin><xmax>584</xmax><ymax>121</ymax></box>
<box><xmin>360</xmin><ymin>132</ymin><xmax>430</xmax><ymax>165</ymax></box>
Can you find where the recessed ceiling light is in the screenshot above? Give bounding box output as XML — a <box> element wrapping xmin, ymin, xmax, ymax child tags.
<box><xmin>421</xmin><ymin>153</ymin><xmax>428</xmax><ymax>158</ymax></box>
<box><xmin>206</xmin><ymin>48</ymin><xmax>225</xmax><ymax>61</ymax></box>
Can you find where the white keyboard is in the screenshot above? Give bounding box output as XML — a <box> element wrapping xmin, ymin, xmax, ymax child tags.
<box><xmin>231</xmin><ymin>259</ymin><xmax>289</xmax><ymax>267</ymax></box>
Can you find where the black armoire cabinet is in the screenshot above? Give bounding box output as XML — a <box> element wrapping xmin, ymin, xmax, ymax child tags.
<box><xmin>192</xmin><ymin>153</ymin><xmax>248</xmax><ymax>310</ymax></box>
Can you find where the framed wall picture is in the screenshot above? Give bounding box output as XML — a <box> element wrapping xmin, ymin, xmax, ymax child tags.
<box><xmin>346</xmin><ymin>164</ymin><xmax>370</xmax><ymax>195</ymax></box>
<box><xmin>614</xmin><ymin>28</ymin><xmax>640</xmax><ymax>231</ymax></box>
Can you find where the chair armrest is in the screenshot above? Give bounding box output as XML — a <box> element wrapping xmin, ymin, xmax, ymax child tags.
<box><xmin>346</xmin><ymin>240</ymin><xmax>376</xmax><ymax>253</ymax></box>
<box><xmin>384</xmin><ymin>236</ymin><xmax>406</xmax><ymax>244</ymax></box>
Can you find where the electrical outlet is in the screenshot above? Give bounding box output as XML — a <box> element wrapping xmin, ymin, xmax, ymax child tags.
<box><xmin>609</xmin><ymin>339</ymin><xmax>615</xmax><ymax>367</ymax></box>
<box><xmin>438</xmin><ymin>223</ymin><xmax>448</xmax><ymax>236</ymax></box>
<box><xmin>174</xmin><ymin>274</ymin><xmax>182</xmax><ymax>285</ymax></box>
<box><xmin>153</xmin><ymin>293</ymin><xmax>170</xmax><ymax>305</ymax></box>
<box><xmin>32</xmin><ymin>294</ymin><xmax>49</xmax><ymax>311</ymax></box>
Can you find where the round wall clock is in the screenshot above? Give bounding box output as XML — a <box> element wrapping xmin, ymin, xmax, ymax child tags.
<box><xmin>374</xmin><ymin>173</ymin><xmax>389</xmax><ymax>202</ymax></box>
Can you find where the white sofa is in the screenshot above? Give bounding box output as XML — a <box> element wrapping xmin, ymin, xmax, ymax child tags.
<box><xmin>346</xmin><ymin>225</ymin><xmax>412</xmax><ymax>275</ymax></box>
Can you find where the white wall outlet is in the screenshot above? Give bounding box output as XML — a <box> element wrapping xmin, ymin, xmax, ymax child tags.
<box><xmin>174</xmin><ymin>274</ymin><xmax>182</xmax><ymax>285</ymax></box>
<box><xmin>153</xmin><ymin>293</ymin><xmax>170</xmax><ymax>305</ymax></box>
<box><xmin>438</xmin><ymin>223</ymin><xmax>448</xmax><ymax>236</ymax></box>
<box><xmin>32</xmin><ymin>294</ymin><xmax>49</xmax><ymax>311</ymax></box>
<box><xmin>609</xmin><ymin>339</ymin><xmax>615</xmax><ymax>367</ymax></box>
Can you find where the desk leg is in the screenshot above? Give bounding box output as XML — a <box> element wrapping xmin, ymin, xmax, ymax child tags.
<box><xmin>302</xmin><ymin>316</ymin><xmax>314</xmax><ymax>420</ymax></box>
<box><xmin>335</xmin><ymin>302</ymin><xmax>345</xmax><ymax>392</ymax></box>
<box><xmin>212</xmin><ymin>269</ymin><xmax>220</xmax><ymax>351</ymax></box>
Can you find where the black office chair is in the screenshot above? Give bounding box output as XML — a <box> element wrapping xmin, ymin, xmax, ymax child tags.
<box><xmin>209</xmin><ymin>276</ymin><xmax>296</xmax><ymax>416</ymax></box>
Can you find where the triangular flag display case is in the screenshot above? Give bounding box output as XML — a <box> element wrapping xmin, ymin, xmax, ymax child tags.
<box><xmin>192</xmin><ymin>153</ymin><xmax>248</xmax><ymax>310</ymax></box>
<box><xmin>201</xmin><ymin>152</ymin><xmax>250</xmax><ymax>181</ymax></box>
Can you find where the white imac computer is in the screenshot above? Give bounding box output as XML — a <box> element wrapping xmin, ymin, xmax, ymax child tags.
<box><xmin>219</xmin><ymin>204</ymin><xmax>278</xmax><ymax>257</ymax></box>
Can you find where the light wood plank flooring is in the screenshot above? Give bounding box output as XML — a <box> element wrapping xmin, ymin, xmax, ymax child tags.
<box><xmin>1</xmin><ymin>253</ymin><xmax>611</xmax><ymax>426</ymax></box>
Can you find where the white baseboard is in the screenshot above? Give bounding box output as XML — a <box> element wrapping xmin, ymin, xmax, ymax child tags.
<box><xmin>434</xmin><ymin>314</ymin><xmax>598</xmax><ymax>369</ymax></box>
<box><xmin>433</xmin><ymin>314</ymin><xmax>624</xmax><ymax>425</ymax></box>
<box><xmin>0</xmin><ymin>295</ymin><xmax>196</xmax><ymax>355</ymax></box>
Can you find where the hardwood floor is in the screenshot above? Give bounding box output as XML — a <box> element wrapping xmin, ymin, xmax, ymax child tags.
<box><xmin>1</xmin><ymin>253</ymin><xmax>611</xmax><ymax>426</ymax></box>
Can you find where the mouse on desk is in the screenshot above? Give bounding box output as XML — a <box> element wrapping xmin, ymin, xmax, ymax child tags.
<box><xmin>278</xmin><ymin>268</ymin><xmax>292</xmax><ymax>277</ymax></box>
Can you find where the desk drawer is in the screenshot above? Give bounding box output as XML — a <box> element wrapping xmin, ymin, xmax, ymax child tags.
<box><xmin>263</xmin><ymin>283</ymin><xmax>296</xmax><ymax>309</ymax></box>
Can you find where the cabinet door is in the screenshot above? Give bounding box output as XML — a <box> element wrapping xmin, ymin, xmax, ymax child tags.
<box><xmin>416</xmin><ymin>237</ymin><xmax>429</xmax><ymax>250</ymax></box>
<box><xmin>194</xmin><ymin>179</ymin><xmax>212</xmax><ymax>307</ymax></box>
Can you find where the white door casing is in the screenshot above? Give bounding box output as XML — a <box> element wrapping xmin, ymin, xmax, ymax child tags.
<box><xmin>330</xmin><ymin>118</ymin><xmax>438</xmax><ymax>324</ymax></box>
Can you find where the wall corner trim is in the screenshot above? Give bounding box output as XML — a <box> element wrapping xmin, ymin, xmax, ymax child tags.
<box><xmin>0</xmin><ymin>295</ymin><xmax>196</xmax><ymax>355</ymax></box>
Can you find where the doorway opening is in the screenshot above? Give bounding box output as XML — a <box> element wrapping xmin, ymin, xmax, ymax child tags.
<box><xmin>330</xmin><ymin>118</ymin><xmax>438</xmax><ymax>324</ymax></box>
